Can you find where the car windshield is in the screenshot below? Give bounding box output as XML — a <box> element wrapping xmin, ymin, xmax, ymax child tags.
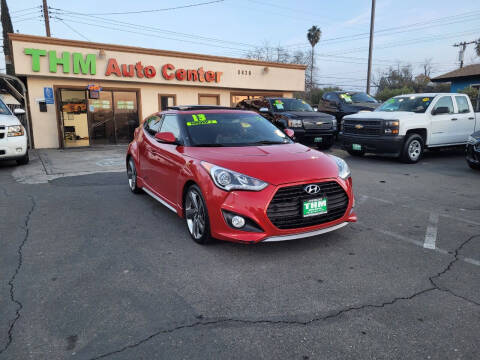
<box><xmin>339</xmin><ymin>92</ymin><xmax>377</xmax><ymax>104</ymax></box>
<box><xmin>269</xmin><ymin>98</ymin><xmax>313</xmax><ymax>112</ymax></box>
<box><xmin>376</xmin><ymin>96</ymin><xmax>434</xmax><ymax>113</ymax></box>
<box><xmin>182</xmin><ymin>112</ymin><xmax>293</xmax><ymax>147</ymax></box>
<box><xmin>0</xmin><ymin>99</ymin><xmax>11</xmax><ymax>115</ymax></box>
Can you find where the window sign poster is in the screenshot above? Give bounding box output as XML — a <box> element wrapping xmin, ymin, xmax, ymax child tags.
<box><xmin>44</xmin><ymin>87</ymin><xmax>54</xmax><ymax>104</ymax></box>
<box><xmin>89</xmin><ymin>105</ymin><xmax>95</xmax><ymax>112</ymax></box>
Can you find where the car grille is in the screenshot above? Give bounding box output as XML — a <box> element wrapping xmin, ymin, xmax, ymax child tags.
<box><xmin>303</xmin><ymin>118</ymin><xmax>332</xmax><ymax>130</ymax></box>
<box><xmin>343</xmin><ymin>119</ymin><xmax>382</xmax><ymax>136</ymax></box>
<box><xmin>0</xmin><ymin>133</ymin><xmax>4</xmax><ymax>139</ymax></box>
<box><xmin>267</xmin><ymin>181</ymin><xmax>349</xmax><ymax>229</ymax></box>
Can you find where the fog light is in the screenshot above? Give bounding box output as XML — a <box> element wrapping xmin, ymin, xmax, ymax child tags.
<box><xmin>231</xmin><ymin>215</ymin><xmax>245</xmax><ymax>228</ymax></box>
<box><xmin>16</xmin><ymin>148</ymin><xmax>23</xmax><ymax>153</ymax></box>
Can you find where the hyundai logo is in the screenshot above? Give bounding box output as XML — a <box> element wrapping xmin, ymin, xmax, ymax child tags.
<box><xmin>304</xmin><ymin>184</ymin><xmax>321</xmax><ymax>194</ymax></box>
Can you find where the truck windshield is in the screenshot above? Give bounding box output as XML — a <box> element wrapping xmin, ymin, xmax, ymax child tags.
<box><xmin>269</xmin><ymin>98</ymin><xmax>313</xmax><ymax>112</ymax></box>
<box><xmin>182</xmin><ymin>112</ymin><xmax>293</xmax><ymax>147</ymax></box>
<box><xmin>376</xmin><ymin>96</ymin><xmax>434</xmax><ymax>113</ymax></box>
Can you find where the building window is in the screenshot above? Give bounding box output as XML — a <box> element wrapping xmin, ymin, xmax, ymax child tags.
<box><xmin>158</xmin><ymin>94</ymin><xmax>176</xmax><ymax>111</ymax></box>
<box><xmin>198</xmin><ymin>94</ymin><xmax>220</xmax><ymax>105</ymax></box>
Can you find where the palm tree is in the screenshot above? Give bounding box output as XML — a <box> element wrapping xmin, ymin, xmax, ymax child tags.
<box><xmin>307</xmin><ymin>26</ymin><xmax>321</xmax><ymax>89</ymax></box>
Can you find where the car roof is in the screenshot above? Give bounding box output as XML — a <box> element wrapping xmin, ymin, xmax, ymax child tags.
<box><xmin>393</xmin><ymin>93</ymin><xmax>465</xmax><ymax>98</ymax></box>
<box><xmin>159</xmin><ymin>108</ymin><xmax>257</xmax><ymax>115</ymax></box>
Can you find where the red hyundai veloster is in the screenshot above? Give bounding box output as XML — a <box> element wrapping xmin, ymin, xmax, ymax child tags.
<box><xmin>126</xmin><ymin>106</ymin><xmax>357</xmax><ymax>244</ymax></box>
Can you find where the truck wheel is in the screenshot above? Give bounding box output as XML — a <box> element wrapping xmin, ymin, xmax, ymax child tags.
<box><xmin>401</xmin><ymin>134</ymin><xmax>424</xmax><ymax>163</ymax></box>
<box><xmin>347</xmin><ymin>149</ymin><xmax>365</xmax><ymax>157</ymax></box>
<box><xmin>467</xmin><ymin>160</ymin><xmax>480</xmax><ymax>170</ymax></box>
<box><xmin>16</xmin><ymin>152</ymin><xmax>29</xmax><ymax>165</ymax></box>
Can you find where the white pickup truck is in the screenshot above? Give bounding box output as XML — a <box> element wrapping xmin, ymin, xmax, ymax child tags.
<box><xmin>341</xmin><ymin>93</ymin><xmax>479</xmax><ymax>163</ymax></box>
<box><xmin>0</xmin><ymin>98</ymin><xmax>29</xmax><ymax>165</ymax></box>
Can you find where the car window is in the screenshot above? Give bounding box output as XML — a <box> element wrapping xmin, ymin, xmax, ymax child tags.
<box><xmin>160</xmin><ymin>114</ymin><xmax>181</xmax><ymax>139</ymax></box>
<box><xmin>269</xmin><ymin>98</ymin><xmax>313</xmax><ymax>112</ymax></box>
<box><xmin>325</xmin><ymin>93</ymin><xmax>337</xmax><ymax>102</ymax></box>
<box><xmin>144</xmin><ymin>115</ymin><xmax>163</xmax><ymax>135</ymax></box>
<box><xmin>377</xmin><ymin>96</ymin><xmax>433</xmax><ymax>113</ymax></box>
<box><xmin>0</xmin><ymin>99</ymin><xmax>11</xmax><ymax>115</ymax></box>
<box><xmin>455</xmin><ymin>96</ymin><xmax>470</xmax><ymax>113</ymax></box>
<box><xmin>433</xmin><ymin>96</ymin><xmax>454</xmax><ymax>114</ymax></box>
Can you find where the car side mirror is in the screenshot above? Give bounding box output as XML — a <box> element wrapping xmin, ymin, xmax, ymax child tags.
<box><xmin>284</xmin><ymin>128</ymin><xmax>295</xmax><ymax>138</ymax></box>
<box><xmin>259</xmin><ymin>107</ymin><xmax>269</xmax><ymax>113</ymax></box>
<box><xmin>155</xmin><ymin>132</ymin><xmax>177</xmax><ymax>144</ymax></box>
<box><xmin>432</xmin><ymin>106</ymin><xmax>449</xmax><ymax>115</ymax></box>
<box><xmin>14</xmin><ymin>108</ymin><xmax>26</xmax><ymax>115</ymax></box>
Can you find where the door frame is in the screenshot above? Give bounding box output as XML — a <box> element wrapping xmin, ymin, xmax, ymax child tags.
<box><xmin>54</xmin><ymin>85</ymin><xmax>141</xmax><ymax>148</ymax></box>
<box><xmin>230</xmin><ymin>91</ymin><xmax>284</xmax><ymax>107</ymax></box>
<box><xmin>158</xmin><ymin>94</ymin><xmax>177</xmax><ymax>111</ymax></box>
<box><xmin>198</xmin><ymin>93</ymin><xmax>220</xmax><ymax>105</ymax></box>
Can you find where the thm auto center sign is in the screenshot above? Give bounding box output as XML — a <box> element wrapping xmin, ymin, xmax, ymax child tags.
<box><xmin>23</xmin><ymin>48</ymin><xmax>223</xmax><ymax>83</ymax></box>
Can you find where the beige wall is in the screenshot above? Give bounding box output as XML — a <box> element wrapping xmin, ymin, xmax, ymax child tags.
<box><xmin>26</xmin><ymin>77</ymin><xmax>291</xmax><ymax>148</ymax></box>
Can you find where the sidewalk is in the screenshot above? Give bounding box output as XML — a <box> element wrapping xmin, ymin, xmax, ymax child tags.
<box><xmin>11</xmin><ymin>145</ymin><xmax>127</xmax><ymax>184</ymax></box>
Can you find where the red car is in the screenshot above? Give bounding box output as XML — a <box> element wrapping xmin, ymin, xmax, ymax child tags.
<box><xmin>126</xmin><ymin>106</ymin><xmax>357</xmax><ymax>244</ymax></box>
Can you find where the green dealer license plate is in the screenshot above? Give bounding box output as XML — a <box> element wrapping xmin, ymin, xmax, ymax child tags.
<box><xmin>303</xmin><ymin>198</ymin><xmax>328</xmax><ymax>217</ymax></box>
<box><xmin>352</xmin><ymin>144</ymin><xmax>362</xmax><ymax>151</ymax></box>
<box><xmin>314</xmin><ymin>137</ymin><xmax>323</xmax><ymax>143</ymax></box>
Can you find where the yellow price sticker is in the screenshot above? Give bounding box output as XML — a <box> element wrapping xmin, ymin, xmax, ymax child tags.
<box><xmin>187</xmin><ymin>113</ymin><xmax>217</xmax><ymax>126</ymax></box>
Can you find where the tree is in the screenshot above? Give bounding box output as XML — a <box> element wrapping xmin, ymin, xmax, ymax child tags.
<box><xmin>307</xmin><ymin>25</ymin><xmax>321</xmax><ymax>90</ymax></box>
<box><xmin>1</xmin><ymin>0</ymin><xmax>14</xmax><ymax>75</ymax></box>
<box><xmin>422</xmin><ymin>58</ymin><xmax>433</xmax><ymax>77</ymax></box>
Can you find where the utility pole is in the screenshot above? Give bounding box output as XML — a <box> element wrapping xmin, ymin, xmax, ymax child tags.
<box><xmin>42</xmin><ymin>0</ymin><xmax>51</xmax><ymax>37</ymax></box>
<box><xmin>366</xmin><ymin>0</ymin><xmax>376</xmax><ymax>95</ymax></box>
<box><xmin>453</xmin><ymin>41</ymin><xmax>476</xmax><ymax>68</ymax></box>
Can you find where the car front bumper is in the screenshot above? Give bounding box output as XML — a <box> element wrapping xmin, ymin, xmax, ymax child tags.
<box><xmin>342</xmin><ymin>134</ymin><xmax>405</xmax><ymax>156</ymax></box>
<box><xmin>0</xmin><ymin>135</ymin><xmax>28</xmax><ymax>160</ymax></box>
<box><xmin>293</xmin><ymin>128</ymin><xmax>336</xmax><ymax>145</ymax></box>
<box><xmin>466</xmin><ymin>143</ymin><xmax>480</xmax><ymax>165</ymax></box>
<box><xmin>203</xmin><ymin>177</ymin><xmax>357</xmax><ymax>244</ymax></box>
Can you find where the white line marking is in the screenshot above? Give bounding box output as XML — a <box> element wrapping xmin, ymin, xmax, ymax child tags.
<box><xmin>424</xmin><ymin>213</ymin><xmax>439</xmax><ymax>249</ymax></box>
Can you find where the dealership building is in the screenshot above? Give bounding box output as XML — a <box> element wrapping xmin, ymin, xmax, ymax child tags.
<box><xmin>9</xmin><ymin>34</ymin><xmax>306</xmax><ymax>149</ymax></box>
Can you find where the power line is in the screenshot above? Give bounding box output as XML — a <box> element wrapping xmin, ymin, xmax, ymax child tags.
<box><xmin>10</xmin><ymin>6</ymin><xmax>41</xmax><ymax>14</ymax></box>
<box><xmin>51</xmin><ymin>0</ymin><xmax>225</xmax><ymax>16</ymax></box>
<box><xmin>57</xmin><ymin>18</ymin><xmax>91</xmax><ymax>41</ymax></box>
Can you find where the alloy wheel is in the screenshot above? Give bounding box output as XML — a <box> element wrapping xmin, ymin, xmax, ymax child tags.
<box><xmin>408</xmin><ymin>140</ymin><xmax>421</xmax><ymax>161</ymax></box>
<box><xmin>127</xmin><ymin>160</ymin><xmax>136</xmax><ymax>191</ymax></box>
<box><xmin>185</xmin><ymin>190</ymin><xmax>206</xmax><ymax>240</ymax></box>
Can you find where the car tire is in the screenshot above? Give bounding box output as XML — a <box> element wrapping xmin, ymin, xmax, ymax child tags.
<box><xmin>401</xmin><ymin>134</ymin><xmax>424</xmax><ymax>163</ymax></box>
<box><xmin>127</xmin><ymin>157</ymin><xmax>142</xmax><ymax>194</ymax></box>
<box><xmin>347</xmin><ymin>149</ymin><xmax>365</xmax><ymax>157</ymax></box>
<box><xmin>184</xmin><ymin>184</ymin><xmax>212</xmax><ymax>245</ymax></box>
<box><xmin>16</xmin><ymin>152</ymin><xmax>29</xmax><ymax>165</ymax></box>
<box><xmin>467</xmin><ymin>160</ymin><xmax>480</xmax><ymax>170</ymax></box>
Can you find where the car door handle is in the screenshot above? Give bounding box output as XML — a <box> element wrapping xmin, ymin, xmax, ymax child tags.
<box><xmin>451</xmin><ymin>118</ymin><xmax>458</xmax><ymax>121</ymax></box>
<box><xmin>468</xmin><ymin>117</ymin><xmax>474</xmax><ymax>120</ymax></box>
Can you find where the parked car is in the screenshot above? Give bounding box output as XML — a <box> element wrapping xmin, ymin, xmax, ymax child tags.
<box><xmin>237</xmin><ymin>97</ymin><xmax>337</xmax><ymax>149</ymax></box>
<box><xmin>341</xmin><ymin>93</ymin><xmax>479</xmax><ymax>163</ymax></box>
<box><xmin>0</xmin><ymin>98</ymin><xmax>29</xmax><ymax>165</ymax></box>
<box><xmin>317</xmin><ymin>92</ymin><xmax>380</xmax><ymax>127</ymax></box>
<box><xmin>466</xmin><ymin>130</ymin><xmax>480</xmax><ymax>170</ymax></box>
<box><xmin>126</xmin><ymin>106</ymin><xmax>356</xmax><ymax>244</ymax></box>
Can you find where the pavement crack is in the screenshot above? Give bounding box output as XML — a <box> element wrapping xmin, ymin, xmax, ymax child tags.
<box><xmin>0</xmin><ymin>195</ymin><xmax>36</xmax><ymax>355</ymax></box>
<box><xmin>429</xmin><ymin>234</ymin><xmax>480</xmax><ymax>306</ymax></box>
<box><xmin>89</xmin><ymin>287</ymin><xmax>436</xmax><ymax>360</ymax></box>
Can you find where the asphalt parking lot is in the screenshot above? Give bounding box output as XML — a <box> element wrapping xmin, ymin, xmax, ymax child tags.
<box><xmin>0</xmin><ymin>146</ymin><xmax>479</xmax><ymax>359</ymax></box>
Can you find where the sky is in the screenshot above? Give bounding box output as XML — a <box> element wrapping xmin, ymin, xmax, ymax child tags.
<box><xmin>6</xmin><ymin>0</ymin><xmax>480</xmax><ymax>92</ymax></box>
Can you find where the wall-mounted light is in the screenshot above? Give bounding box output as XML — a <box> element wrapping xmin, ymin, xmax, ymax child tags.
<box><xmin>263</xmin><ymin>67</ymin><xmax>269</xmax><ymax>74</ymax></box>
<box><xmin>98</xmin><ymin>49</ymin><xmax>106</xmax><ymax>59</ymax></box>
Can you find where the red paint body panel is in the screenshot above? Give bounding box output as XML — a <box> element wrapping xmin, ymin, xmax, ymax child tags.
<box><xmin>127</xmin><ymin>110</ymin><xmax>356</xmax><ymax>243</ymax></box>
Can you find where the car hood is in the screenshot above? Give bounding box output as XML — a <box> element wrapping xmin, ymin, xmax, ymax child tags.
<box><xmin>183</xmin><ymin>143</ymin><xmax>339</xmax><ymax>185</ymax></box>
<box><xmin>0</xmin><ymin>114</ymin><xmax>21</xmax><ymax>126</ymax></box>
<box><xmin>344</xmin><ymin>111</ymin><xmax>422</xmax><ymax>120</ymax></box>
<box><xmin>281</xmin><ymin>111</ymin><xmax>333</xmax><ymax>119</ymax></box>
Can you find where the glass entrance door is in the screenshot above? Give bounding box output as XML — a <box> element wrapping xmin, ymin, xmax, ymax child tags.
<box><xmin>59</xmin><ymin>89</ymin><xmax>90</xmax><ymax>148</ymax></box>
<box><xmin>88</xmin><ymin>91</ymin><xmax>115</xmax><ymax>145</ymax></box>
<box><xmin>113</xmin><ymin>92</ymin><xmax>138</xmax><ymax>143</ymax></box>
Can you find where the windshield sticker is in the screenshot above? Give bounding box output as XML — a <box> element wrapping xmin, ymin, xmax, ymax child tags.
<box><xmin>302</xmin><ymin>100</ymin><xmax>307</xmax><ymax>104</ymax></box>
<box><xmin>422</xmin><ymin>98</ymin><xmax>430</xmax><ymax>102</ymax></box>
<box><xmin>386</xmin><ymin>98</ymin><xmax>395</xmax><ymax>104</ymax></box>
<box><xmin>274</xmin><ymin>99</ymin><xmax>283</xmax><ymax>104</ymax></box>
<box><xmin>240</xmin><ymin>122</ymin><xmax>251</xmax><ymax>128</ymax></box>
<box><xmin>274</xmin><ymin>103</ymin><xmax>284</xmax><ymax>109</ymax></box>
<box><xmin>187</xmin><ymin>113</ymin><xmax>217</xmax><ymax>126</ymax></box>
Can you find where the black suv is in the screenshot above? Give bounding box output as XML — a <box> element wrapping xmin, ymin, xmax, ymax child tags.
<box><xmin>237</xmin><ymin>97</ymin><xmax>336</xmax><ymax>149</ymax></box>
<box><xmin>317</xmin><ymin>92</ymin><xmax>380</xmax><ymax>126</ymax></box>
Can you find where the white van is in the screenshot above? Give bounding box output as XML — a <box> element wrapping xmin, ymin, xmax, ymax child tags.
<box><xmin>0</xmin><ymin>98</ymin><xmax>28</xmax><ymax>165</ymax></box>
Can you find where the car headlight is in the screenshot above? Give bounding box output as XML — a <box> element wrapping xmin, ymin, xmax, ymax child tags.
<box><xmin>332</xmin><ymin>118</ymin><xmax>337</xmax><ymax>130</ymax></box>
<box><xmin>332</xmin><ymin>156</ymin><xmax>351</xmax><ymax>180</ymax></box>
<box><xmin>287</xmin><ymin>119</ymin><xmax>303</xmax><ymax>128</ymax></box>
<box><xmin>467</xmin><ymin>135</ymin><xmax>479</xmax><ymax>144</ymax></box>
<box><xmin>201</xmin><ymin>162</ymin><xmax>268</xmax><ymax>191</ymax></box>
<box><xmin>384</xmin><ymin>120</ymin><xmax>399</xmax><ymax>135</ymax></box>
<box><xmin>7</xmin><ymin>125</ymin><xmax>24</xmax><ymax>137</ymax></box>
